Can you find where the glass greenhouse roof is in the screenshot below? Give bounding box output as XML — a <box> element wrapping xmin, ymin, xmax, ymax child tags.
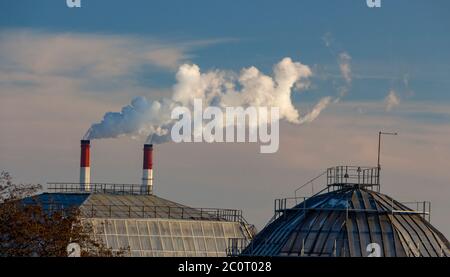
<box><xmin>87</xmin><ymin>218</ymin><xmax>249</xmax><ymax>257</ymax></box>
<box><xmin>242</xmin><ymin>187</ymin><xmax>450</xmax><ymax>257</ymax></box>
<box><xmin>21</xmin><ymin>191</ymin><xmax>255</xmax><ymax>256</ymax></box>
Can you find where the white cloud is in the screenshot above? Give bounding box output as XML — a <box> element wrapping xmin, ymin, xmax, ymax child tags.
<box><xmin>0</xmin><ymin>30</ymin><xmax>194</xmax><ymax>79</ymax></box>
<box><xmin>385</xmin><ymin>90</ymin><xmax>400</xmax><ymax>111</ymax></box>
<box><xmin>0</xmin><ymin>28</ymin><xmax>238</xmax><ymax>107</ymax></box>
<box><xmin>0</xmin><ymin>29</ymin><xmax>237</xmax><ymax>89</ymax></box>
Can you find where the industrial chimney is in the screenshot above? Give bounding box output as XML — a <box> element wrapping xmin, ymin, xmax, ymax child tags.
<box><xmin>142</xmin><ymin>144</ymin><xmax>153</xmax><ymax>194</ymax></box>
<box><xmin>80</xmin><ymin>140</ymin><xmax>91</xmax><ymax>191</ymax></box>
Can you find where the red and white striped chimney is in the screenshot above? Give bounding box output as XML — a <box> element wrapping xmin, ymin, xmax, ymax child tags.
<box><xmin>80</xmin><ymin>140</ymin><xmax>91</xmax><ymax>191</ymax></box>
<box><xmin>142</xmin><ymin>144</ymin><xmax>153</xmax><ymax>194</ymax></box>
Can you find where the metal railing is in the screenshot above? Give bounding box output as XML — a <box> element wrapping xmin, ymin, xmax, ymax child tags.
<box><xmin>272</xmin><ymin>197</ymin><xmax>431</xmax><ymax>223</ymax></box>
<box><xmin>79</xmin><ymin>204</ymin><xmax>244</xmax><ymax>222</ymax></box>
<box><xmin>274</xmin><ymin>165</ymin><xmax>431</xmax><ymax>222</ymax></box>
<box><xmin>47</xmin><ymin>183</ymin><xmax>150</xmax><ymax>195</ymax></box>
<box><xmin>294</xmin><ymin>170</ymin><xmax>327</xmax><ymax>199</ymax></box>
<box><xmin>36</xmin><ymin>201</ymin><xmax>253</xmax><ymax>224</ymax></box>
<box><xmin>274</xmin><ymin>196</ymin><xmax>309</xmax><ymax>219</ymax></box>
<box><xmin>293</xmin><ymin>166</ymin><xmax>380</xmax><ymax>203</ymax></box>
<box><xmin>397</xmin><ymin>201</ymin><xmax>431</xmax><ymax>222</ymax></box>
<box><xmin>326</xmin><ymin>166</ymin><xmax>380</xmax><ymax>188</ymax></box>
<box><xmin>226</xmin><ymin>238</ymin><xmax>252</xmax><ymax>256</ymax></box>
<box><xmin>44</xmin><ymin>182</ymin><xmax>256</xmax><ymax>228</ymax></box>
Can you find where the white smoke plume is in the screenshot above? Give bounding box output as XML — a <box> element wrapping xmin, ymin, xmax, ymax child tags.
<box><xmin>338</xmin><ymin>52</ymin><xmax>352</xmax><ymax>85</ymax></box>
<box><xmin>322</xmin><ymin>32</ymin><xmax>333</xmax><ymax>48</ymax></box>
<box><xmin>332</xmin><ymin>52</ymin><xmax>353</xmax><ymax>103</ymax></box>
<box><xmin>84</xmin><ymin>57</ymin><xmax>332</xmax><ymax>143</ymax></box>
<box><xmin>384</xmin><ymin>90</ymin><xmax>400</xmax><ymax>111</ymax></box>
<box><xmin>298</xmin><ymin>97</ymin><xmax>332</xmax><ymax>124</ymax></box>
<box><xmin>321</xmin><ymin>33</ymin><xmax>352</xmax><ymax>102</ymax></box>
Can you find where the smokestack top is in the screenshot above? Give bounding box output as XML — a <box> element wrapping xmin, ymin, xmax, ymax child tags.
<box><xmin>142</xmin><ymin>144</ymin><xmax>154</xmax><ymax>194</ymax></box>
<box><xmin>80</xmin><ymin>140</ymin><xmax>90</xmax><ymax>167</ymax></box>
<box><xmin>143</xmin><ymin>144</ymin><xmax>153</xmax><ymax>170</ymax></box>
<box><xmin>80</xmin><ymin>139</ymin><xmax>91</xmax><ymax>190</ymax></box>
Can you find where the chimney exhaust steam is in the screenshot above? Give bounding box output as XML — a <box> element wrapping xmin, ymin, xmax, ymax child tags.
<box><xmin>142</xmin><ymin>144</ymin><xmax>153</xmax><ymax>194</ymax></box>
<box><xmin>80</xmin><ymin>140</ymin><xmax>90</xmax><ymax>191</ymax></box>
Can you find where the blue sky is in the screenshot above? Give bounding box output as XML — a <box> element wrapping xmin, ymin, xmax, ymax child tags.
<box><xmin>1</xmin><ymin>0</ymin><xmax>450</xmax><ymax>102</ymax></box>
<box><xmin>1</xmin><ymin>1</ymin><xmax>450</xmax><ymax>235</ymax></box>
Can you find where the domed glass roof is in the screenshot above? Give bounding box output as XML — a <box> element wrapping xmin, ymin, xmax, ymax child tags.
<box><xmin>242</xmin><ymin>186</ymin><xmax>449</xmax><ymax>257</ymax></box>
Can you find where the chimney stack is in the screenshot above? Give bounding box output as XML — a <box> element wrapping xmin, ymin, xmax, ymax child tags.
<box><xmin>80</xmin><ymin>140</ymin><xmax>91</xmax><ymax>191</ymax></box>
<box><xmin>142</xmin><ymin>144</ymin><xmax>154</xmax><ymax>194</ymax></box>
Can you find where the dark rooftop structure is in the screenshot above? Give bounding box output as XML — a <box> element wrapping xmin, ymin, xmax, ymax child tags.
<box><xmin>26</xmin><ymin>184</ymin><xmax>245</xmax><ymax>221</ymax></box>
<box><xmin>24</xmin><ymin>183</ymin><xmax>255</xmax><ymax>257</ymax></box>
<box><xmin>238</xmin><ymin>166</ymin><xmax>450</xmax><ymax>257</ymax></box>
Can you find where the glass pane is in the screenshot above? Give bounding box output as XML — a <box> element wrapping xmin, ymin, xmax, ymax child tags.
<box><xmin>183</xmin><ymin>237</ymin><xmax>196</xmax><ymax>252</ymax></box>
<box><xmin>233</xmin><ymin>224</ymin><xmax>243</xmax><ymax>237</ymax></box>
<box><xmin>195</xmin><ymin>237</ymin><xmax>207</xmax><ymax>251</ymax></box>
<box><xmin>126</xmin><ymin>221</ymin><xmax>138</xmax><ymax>235</ymax></box>
<box><xmin>148</xmin><ymin>221</ymin><xmax>160</xmax><ymax>236</ymax></box>
<box><xmin>205</xmin><ymin>238</ymin><xmax>217</xmax><ymax>252</ymax></box>
<box><xmin>115</xmin><ymin>220</ymin><xmax>127</xmax><ymax>235</ymax></box>
<box><xmin>161</xmin><ymin>237</ymin><xmax>174</xmax><ymax>251</ymax></box>
<box><xmin>159</xmin><ymin>222</ymin><xmax>171</xmax><ymax>236</ymax></box>
<box><xmin>150</xmin><ymin>237</ymin><xmax>163</xmax><ymax>251</ymax></box>
<box><xmin>131</xmin><ymin>250</ymin><xmax>141</xmax><ymax>257</ymax></box>
<box><xmin>172</xmin><ymin>237</ymin><xmax>185</xmax><ymax>251</ymax></box>
<box><xmin>106</xmin><ymin>234</ymin><xmax>118</xmax><ymax>249</ymax></box>
<box><xmin>202</xmin><ymin>222</ymin><xmax>214</xmax><ymax>237</ymax></box>
<box><xmin>192</xmin><ymin>222</ymin><xmax>204</xmax><ymax>237</ymax></box>
<box><xmin>223</xmin><ymin>223</ymin><xmax>236</xmax><ymax>237</ymax></box>
<box><xmin>137</xmin><ymin>221</ymin><xmax>149</xmax><ymax>235</ymax></box>
<box><xmin>142</xmin><ymin>251</ymin><xmax>153</xmax><ymax>257</ymax></box>
<box><xmin>213</xmin><ymin>223</ymin><xmax>225</xmax><ymax>237</ymax></box>
<box><xmin>129</xmin><ymin>236</ymin><xmax>141</xmax><ymax>250</ymax></box>
<box><xmin>140</xmin><ymin>236</ymin><xmax>152</xmax><ymax>250</ymax></box>
<box><xmin>104</xmin><ymin>220</ymin><xmax>116</xmax><ymax>234</ymax></box>
<box><xmin>175</xmin><ymin>251</ymin><xmax>186</xmax><ymax>257</ymax></box>
<box><xmin>181</xmin><ymin>222</ymin><xmax>194</xmax><ymax>237</ymax></box>
<box><xmin>117</xmin><ymin>235</ymin><xmax>129</xmax><ymax>249</ymax></box>
<box><xmin>216</xmin><ymin>238</ymin><xmax>227</xmax><ymax>252</ymax></box>
<box><xmin>170</xmin><ymin>222</ymin><xmax>182</xmax><ymax>236</ymax></box>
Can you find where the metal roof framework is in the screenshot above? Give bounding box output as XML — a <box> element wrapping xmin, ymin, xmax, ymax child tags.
<box><xmin>239</xmin><ymin>166</ymin><xmax>450</xmax><ymax>257</ymax></box>
<box><xmin>26</xmin><ymin>185</ymin><xmax>249</xmax><ymax>223</ymax></box>
<box><xmin>22</xmin><ymin>184</ymin><xmax>256</xmax><ymax>256</ymax></box>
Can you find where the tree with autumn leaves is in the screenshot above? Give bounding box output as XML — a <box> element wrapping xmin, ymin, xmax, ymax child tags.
<box><xmin>0</xmin><ymin>171</ymin><xmax>125</xmax><ymax>257</ymax></box>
